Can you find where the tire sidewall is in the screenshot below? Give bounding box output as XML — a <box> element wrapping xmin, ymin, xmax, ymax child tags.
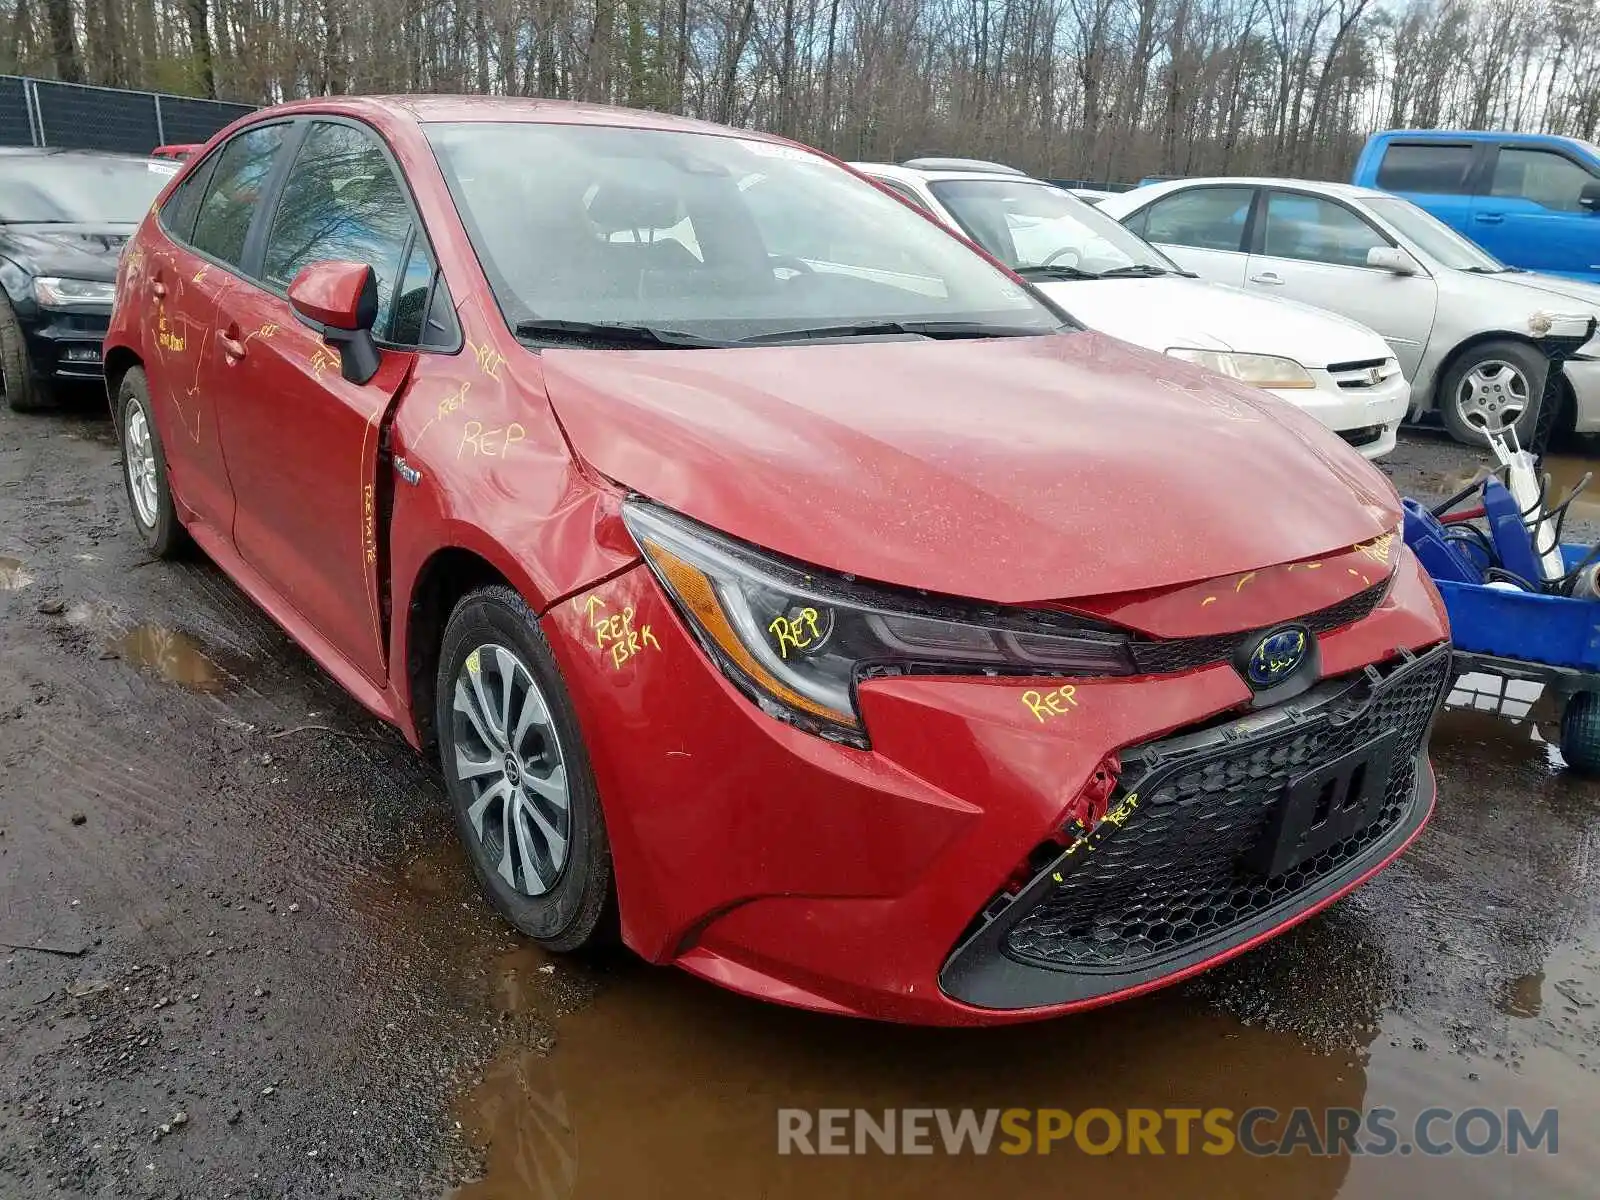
<box><xmin>0</xmin><ymin>298</ymin><xmax>41</xmax><ymax>413</ymax></box>
<box><xmin>116</xmin><ymin>369</ymin><xmax>180</xmax><ymax>554</ymax></box>
<box><xmin>1439</xmin><ymin>341</ymin><xmax>1545</xmax><ymax>448</ymax></box>
<box><xmin>435</xmin><ymin>586</ymin><xmax>612</xmax><ymax>950</ymax></box>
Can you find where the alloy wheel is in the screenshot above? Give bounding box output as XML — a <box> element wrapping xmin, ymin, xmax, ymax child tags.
<box><xmin>124</xmin><ymin>399</ymin><xmax>160</xmax><ymax>529</ymax></box>
<box><xmin>1455</xmin><ymin>359</ymin><xmax>1530</xmax><ymax>435</ymax></box>
<box><xmin>450</xmin><ymin>643</ymin><xmax>570</xmax><ymax>897</ymax></box>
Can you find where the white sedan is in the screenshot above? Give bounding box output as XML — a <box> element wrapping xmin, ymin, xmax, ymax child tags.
<box><xmin>1098</xmin><ymin>177</ymin><xmax>1600</xmax><ymax>446</ymax></box>
<box><xmin>856</xmin><ymin>161</ymin><xmax>1410</xmax><ymax>458</ymax></box>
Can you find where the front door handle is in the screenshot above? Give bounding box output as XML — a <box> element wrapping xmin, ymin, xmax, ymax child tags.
<box><xmin>219</xmin><ymin>331</ymin><xmax>247</xmax><ymax>360</ymax></box>
<box><xmin>1249</xmin><ymin>271</ymin><xmax>1284</xmax><ymax>285</ymax></box>
<box><xmin>151</xmin><ymin>276</ymin><xmax>167</xmax><ymax>299</ymax></box>
<box><xmin>1475</xmin><ymin>212</ymin><xmax>1505</xmax><ymax>224</ymax></box>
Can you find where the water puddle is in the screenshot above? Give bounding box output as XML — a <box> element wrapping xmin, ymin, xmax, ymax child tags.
<box><xmin>0</xmin><ymin>555</ymin><xmax>33</xmax><ymax>591</ymax></box>
<box><xmin>112</xmin><ymin>625</ymin><xmax>226</xmax><ymax>692</ymax></box>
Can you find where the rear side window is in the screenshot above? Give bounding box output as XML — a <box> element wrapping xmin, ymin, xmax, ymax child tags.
<box><xmin>1375</xmin><ymin>143</ymin><xmax>1474</xmax><ymax>194</ymax></box>
<box><xmin>1140</xmin><ymin>187</ymin><xmax>1252</xmax><ymax>252</ymax></box>
<box><xmin>1490</xmin><ymin>147</ymin><xmax>1599</xmax><ymax>212</ymax></box>
<box><xmin>158</xmin><ymin>154</ymin><xmax>218</xmax><ymax>244</ymax></box>
<box><xmin>262</xmin><ymin>120</ymin><xmax>417</xmax><ymax>339</ymax></box>
<box><xmin>872</xmin><ymin>177</ymin><xmax>935</xmax><ymax>215</ymax></box>
<box><xmin>191</xmin><ymin>124</ymin><xmax>287</xmax><ymax>267</ymax></box>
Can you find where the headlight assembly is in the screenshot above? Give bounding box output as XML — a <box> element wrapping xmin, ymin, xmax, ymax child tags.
<box><xmin>1166</xmin><ymin>348</ymin><xmax>1315</xmax><ymax>389</ymax></box>
<box><xmin>622</xmin><ymin>500</ymin><xmax>1134</xmax><ymax>746</ymax></box>
<box><xmin>34</xmin><ymin>276</ymin><xmax>116</xmax><ymax>308</ymax></box>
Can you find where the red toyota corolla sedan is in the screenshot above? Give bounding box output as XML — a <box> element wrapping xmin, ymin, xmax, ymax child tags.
<box><xmin>104</xmin><ymin>96</ymin><xmax>1450</xmax><ymax>1025</ymax></box>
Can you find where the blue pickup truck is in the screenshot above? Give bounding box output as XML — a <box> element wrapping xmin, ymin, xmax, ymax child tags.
<box><xmin>1353</xmin><ymin>130</ymin><xmax>1600</xmax><ymax>282</ymax></box>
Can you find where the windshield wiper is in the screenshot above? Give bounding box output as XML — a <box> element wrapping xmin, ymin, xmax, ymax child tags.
<box><xmin>1015</xmin><ymin>264</ymin><xmax>1102</xmax><ymax>281</ymax></box>
<box><xmin>1094</xmin><ymin>264</ymin><xmax>1172</xmax><ymax>278</ymax></box>
<box><xmin>734</xmin><ymin>320</ymin><xmax>1049</xmax><ymax>344</ymax></box>
<box><xmin>513</xmin><ymin>318</ymin><xmax>725</xmax><ymax>348</ymax></box>
<box><xmin>1464</xmin><ymin>265</ymin><xmax>1522</xmax><ymax>274</ymax></box>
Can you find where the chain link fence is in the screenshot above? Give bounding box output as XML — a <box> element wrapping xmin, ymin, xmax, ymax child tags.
<box><xmin>2</xmin><ymin>76</ymin><xmax>255</xmax><ymax>155</ymax></box>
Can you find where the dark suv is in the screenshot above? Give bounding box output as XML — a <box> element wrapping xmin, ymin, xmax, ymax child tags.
<box><xmin>0</xmin><ymin>148</ymin><xmax>176</xmax><ymax>411</ymax></box>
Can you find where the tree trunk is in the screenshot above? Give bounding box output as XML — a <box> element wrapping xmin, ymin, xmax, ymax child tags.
<box><xmin>45</xmin><ymin>0</ymin><xmax>83</xmax><ymax>82</ymax></box>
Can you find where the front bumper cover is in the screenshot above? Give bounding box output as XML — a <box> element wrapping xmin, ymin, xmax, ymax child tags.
<box><xmin>940</xmin><ymin>642</ymin><xmax>1451</xmax><ymax>1010</ymax></box>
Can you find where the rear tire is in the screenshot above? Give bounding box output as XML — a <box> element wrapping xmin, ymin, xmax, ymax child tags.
<box><xmin>1560</xmin><ymin>692</ymin><xmax>1600</xmax><ymax>777</ymax></box>
<box><xmin>1437</xmin><ymin>339</ymin><xmax>1545</xmax><ymax>448</ymax></box>
<box><xmin>436</xmin><ymin>585</ymin><xmax>615</xmax><ymax>952</ymax></box>
<box><xmin>115</xmin><ymin>367</ymin><xmax>188</xmax><ymax>558</ymax></box>
<box><xmin>0</xmin><ymin>297</ymin><xmax>47</xmax><ymax>413</ymax></box>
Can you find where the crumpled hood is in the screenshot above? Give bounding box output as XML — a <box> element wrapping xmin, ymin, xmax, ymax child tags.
<box><xmin>0</xmin><ymin>223</ymin><xmax>134</xmax><ymax>282</ymax></box>
<box><xmin>1034</xmin><ymin>276</ymin><xmax>1393</xmax><ymax>368</ymax></box>
<box><xmin>542</xmin><ymin>331</ymin><xmax>1399</xmax><ymax>603</ymax></box>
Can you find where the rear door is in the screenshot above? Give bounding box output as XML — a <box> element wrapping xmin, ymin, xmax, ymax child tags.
<box><xmin>142</xmin><ymin>121</ymin><xmax>292</xmax><ymax>541</ymax></box>
<box><xmin>1472</xmin><ymin>142</ymin><xmax>1600</xmax><ymax>278</ymax></box>
<box><xmin>1245</xmin><ymin>189</ymin><xmax>1436</xmax><ymax>378</ymax></box>
<box><xmin>1371</xmin><ymin>139</ymin><xmax>1482</xmax><ymax>239</ymax></box>
<box><xmin>1120</xmin><ymin>185</ymin><xmax>1255</xmax><ymax>286</ymax></box>
<box><xmin>209</xmin><ymin>118</ymin><xmax>443</xmax><ymax>686</ymax></box>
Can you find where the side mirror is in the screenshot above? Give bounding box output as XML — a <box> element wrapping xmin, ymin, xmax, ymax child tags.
<box><xmin>1580</xmin><ymin>181</ymin><xmax>1600</xmax><ymax>212</ymax></box>
<box><xmin>288</xmin><ymin>261</ymin><xmax>381</xmax><ymax>385</ymax></box>
<box><xmin>1366</xmin><ymin>245</ymin><xmax>1418</xmax><ymax>275</ymax></box>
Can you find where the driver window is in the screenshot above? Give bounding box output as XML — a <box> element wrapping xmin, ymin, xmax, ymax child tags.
<box><xmin>1261</xmin><ymin>192</ymin><xmax>1389</xmax><ymax>268</ymax></box>
<box><xmin>262</xmin><ymin>120</ymin><xmax>416</xmax><ymax>336</ymax></box>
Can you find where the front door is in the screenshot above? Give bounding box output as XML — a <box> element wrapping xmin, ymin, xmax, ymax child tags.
<box><xmin>1245</xmin><ymin>189</ymin><xmax>1437</xmax><ymax>379</ymax></box>
<box><xmin>210</xmin><ymin>119</ymin><xmax>429</xmax><ymax>686</ymax></box>
<box><xmin>1472</xmin><ymin>143</ymin><xmax>1600</xmax><ymax>280</ymax></box>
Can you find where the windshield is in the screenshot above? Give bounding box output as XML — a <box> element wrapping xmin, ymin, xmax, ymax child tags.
<box><xmin>0</xmin><ymin>156</ymin><xmax>174</xmax><ymax>223</ymax></box>
<box><xmin>927</xmin><ymin>177</ymin><xmax>1177</xmax><ymax>276</ymax></box>
<box><xmin>424</xmin><ymin>122</ymin><xmax>1063</xmax><ymax>342</ymax></box>
<box><xmin>1364</xmin><ymin>195</ymin><xmax>1506</xmax><ymax>272</ymax></box>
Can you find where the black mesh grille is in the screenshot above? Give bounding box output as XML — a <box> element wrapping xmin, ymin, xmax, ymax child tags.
<box><xmin>1129</xmin><ymin>580</ymin><xmax>1387</xmax><ymax>676</ymax></box>
<box><xmin>1003</xmin><ymin>647</ymin><xmax>1449</xmax><ymax>972</ymax></box>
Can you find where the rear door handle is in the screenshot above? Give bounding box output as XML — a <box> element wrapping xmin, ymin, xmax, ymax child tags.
<box><xmin>1475</xmin><ymin>212</ymin><xmax>1505</xmax><ymax>224</ymax></box>
<box><xmin>219</xmin><ymin>331</ymin><xmax>247</xmax><ymax>359</ymax></box>
<box><xmin>1249</xmin><ymin>271</ymin><xmax>1284</xmax><ymax>285</ymax></box>
<box><xmin>151</xmin><ymin>276</ymin><xmax>167</xmax><ymax>298</ymax></box>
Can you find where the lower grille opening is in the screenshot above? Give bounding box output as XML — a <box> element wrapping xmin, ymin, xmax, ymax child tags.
<box><xmin>1001</xmin><ymin>646</ymin><xmax>1448</xmax><ymax>973</ymax></box>
<box><xmin>1337</xmin><ymin>424</ymin><xmax>1386</xmax><ymax>446</ymax></box>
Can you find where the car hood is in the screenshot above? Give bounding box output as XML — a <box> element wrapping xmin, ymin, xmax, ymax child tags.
<box><xmin>1034</xmin><ymin>276</ymin><xmax>1393</xmax><ymax>368</ymax></box>
<box><xmin>0</xmin><ymin>223</ymin><xmax>135</xmax><ymax>282</ymax></box>
<box><xmin>542</xmin><ymin>331</ymin><xmax>1399</xmax><ymax>603</ymax></box>
<box><xmin>1478</xmin><ymin>270</ymin><xmax>1600</xmax><ymax>315</ymax></box>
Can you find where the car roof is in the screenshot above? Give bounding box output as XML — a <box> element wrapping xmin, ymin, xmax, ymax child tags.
<box><xmin>1119</xmin><ymin>176</ymin><xmax>1390</xmax><ymax>202</ymax></box>
<box><xmin>257</xmin><ymin>94</ymin><xmax>798</xmax><ymax>145</ymax></box>
<box><xmin>0</xmin><ymin>146</ymin><xmax>157</xmax><ymax>163</ymax></box>
<box><xmin>851</xmin><ymin>161</ymin><xmax>1061</xmax><ymax>186</ymax></box>
<box><xmin>1372</xmin><ymin>128</ymin><xmax>1591</xmax><ymax>148</ymax></box>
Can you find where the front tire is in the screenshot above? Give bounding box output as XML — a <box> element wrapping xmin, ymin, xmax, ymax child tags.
<box><xmin>1560</xmin><ymin>692</ymin><xmax>1600</xmax><ymax>777</ymax></box>
<box><xmin>1438</xmin><ymin>339</ymin><xmax>1545</xmax><ymax>448</ymax></box>
<box><xmin>116</xmin><ymin>368</ymin><xmax>188</xmax><ymax>558</ymax></box>
<box><xmin>436</xmin><ymin>585</ymin><xmax>614</xmax><ymax>952</ymax></box>
<box><xmin>0</xmin><ymin>297</ymin><xmax>47</xmax><ymax>413</ymax></box>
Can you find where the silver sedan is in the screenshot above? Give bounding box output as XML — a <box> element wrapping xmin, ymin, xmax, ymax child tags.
<box><xmin>1099</xmin><ymin>178</ymin><xmax>1600</xmax><ymax>446</ymax></box>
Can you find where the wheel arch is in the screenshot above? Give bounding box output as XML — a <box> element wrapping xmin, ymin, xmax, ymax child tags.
<box><xmin>1428</xmin><ymin>330</ymin><xmax>1546</xmax><ymax>409</ymax></box>
<box><xmin>403</xmin><ymin>545</ymin><xmax>515</xmax><ymax>757</ymax></box>
<box><xmin>103</xmin><ymin>345</ymin><xmax>142</xmax><ymax>414</ymax></box>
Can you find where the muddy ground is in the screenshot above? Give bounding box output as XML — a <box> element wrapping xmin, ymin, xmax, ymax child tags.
<box><xmin>2</xmin><ymin>393</ymin><xmax>1599</xmax><ymax>1200</ymax></box>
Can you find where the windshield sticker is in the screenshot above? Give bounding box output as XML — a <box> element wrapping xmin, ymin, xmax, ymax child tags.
<box><xmin>741</xmin><ymin>140</ymin><xmax>814</xmax><ymax>162</ymax></box>
<box><xmin>148</xmin><ymin>161</ymin><xmax>179</xmax><ymax>176</ymax></box>
<box><xmin>1022</xmin><ymin>684</ymin><xmax>1078</xmax><ymax>723</ymax></box>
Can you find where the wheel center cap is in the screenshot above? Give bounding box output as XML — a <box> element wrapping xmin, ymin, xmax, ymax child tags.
<box><xmin>503</xmin><ymin>754</ymin><xmax>521</xmax><ymax>786</ymax></box>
